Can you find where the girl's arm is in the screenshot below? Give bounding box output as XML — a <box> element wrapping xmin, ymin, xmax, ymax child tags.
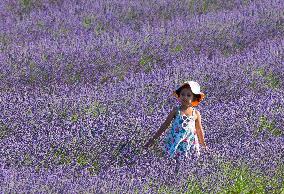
<box><xmin>195</xmin><ymin>110</ymin><xmax>207</xmax><ymax>147</ymax></box>
<box><xmin>144</xmin><ymin>107</ymin><xmax>177</xmax><ymax>148</ymax></box>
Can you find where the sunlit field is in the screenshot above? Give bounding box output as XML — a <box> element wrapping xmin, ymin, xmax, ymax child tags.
<box><xmin>0</xmin><ymin>0</ymin><xmax>283</xmax><ymax>193</ymax></box>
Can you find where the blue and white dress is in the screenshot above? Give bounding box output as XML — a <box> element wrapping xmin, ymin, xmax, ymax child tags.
<box><xmin>162</xmin><ymin>106</ymin><xmax>200</xmax><ymax>161</ymax></box>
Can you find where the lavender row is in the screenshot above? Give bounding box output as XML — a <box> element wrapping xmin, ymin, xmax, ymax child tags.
<box><xmin>1</xmin><ymin>36</ymin><xmax>283</xmax><ymax>193</ymax></box>
<box><xmin>0</xmin><ymin>0</ymin><xmax>283</xmax><ymax>86</ymax></box>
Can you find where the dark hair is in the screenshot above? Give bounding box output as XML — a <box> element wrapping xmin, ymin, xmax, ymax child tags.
<box><xmin>175</xmin><ymin>85</ymin><xmax>201</xmax><ymax>102</ymax></box>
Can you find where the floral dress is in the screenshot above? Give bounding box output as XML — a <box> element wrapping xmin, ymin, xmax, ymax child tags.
<box><xmin>162</xmin><ymin>106</ymin><xmax>200</xmax><ymax>161</ymax></box>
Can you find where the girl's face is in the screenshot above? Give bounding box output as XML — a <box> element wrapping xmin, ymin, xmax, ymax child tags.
<box><xmin>179</xmin><ymin>88</ymin><xmax>193</xmax><ymax>107</ymax></box>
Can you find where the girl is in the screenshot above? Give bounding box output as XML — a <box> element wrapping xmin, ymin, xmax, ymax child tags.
<box><xmin>144</xmin><ymin>81</ymin><xmax>209</xmax><ymax>173</ymax></box>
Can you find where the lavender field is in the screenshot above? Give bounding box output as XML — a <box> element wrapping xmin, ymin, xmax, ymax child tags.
<box><xmin>0</xmin><ymin>0</ymin><xmax>284</xmax><ymax>193</ymax></box>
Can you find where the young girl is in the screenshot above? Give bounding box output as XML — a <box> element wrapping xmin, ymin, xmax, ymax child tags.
<box><xmin>144</xmin><ymin>81</ymin><xmax>209</xmax><ymax>173</ymax></box>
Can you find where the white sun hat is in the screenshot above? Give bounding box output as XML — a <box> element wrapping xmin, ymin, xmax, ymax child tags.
<box><xmin>172</xmin><ymin>81</ymin><xmax>206</xmax><ymax>106</ymax></box>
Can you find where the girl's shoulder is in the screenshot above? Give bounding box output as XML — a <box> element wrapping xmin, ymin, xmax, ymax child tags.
<box><xmin>194</xmin><ymin>108</ymin><xmax>200</xmax><ymax>121</ymax></box>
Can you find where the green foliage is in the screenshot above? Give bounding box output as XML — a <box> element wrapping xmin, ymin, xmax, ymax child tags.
<box><xmin>203</xmin><ymin>74</ymin><xmax>211</xmax><ymax>83</ymax></box>
<box><xmin>19</xmin><ymin>0</ymin><xmax>43</xmax><ymax>16</ymax></box>
<box><xmin>91</xmin><ymin>161</ymin><xmax>100</xmax><ymax>171</ymax></box>
<box><xmin>111</xmin><ymin>64</ymin><xmax>126</xmax><ymax>81</ymax></box>
<box><xmin>0</xmin><ymin>72</ymin><xmax>5</xmax><ymax>81</ymax></box>
<box><xmin>218</xmin><ymin>160</ymin><xmax>234</xmax><ymax>176</ymax></box>
<box><xmin>41</xmin><ymin>143</ymin><xmax>98</xmax><ymax>171</ymax></box>
<box><xmin>255</xmin><ymin>67</ymin><xmax>266</xmax><ymax>77</ymax></box>
<box><xmin>65</xmin><ymin>63</ymin><xmax>74</xmax><ymax>75</ymax></box>
<box><xmin>59</xmin><ymin>107</ymin><xmax>68</xmax><ymax>120</ymax></box>
<box><xmin>50</xmin><ymin>25</ymin><xmax>70</xmax><ymax>39</ymax></box>
<box><xmin>123</xmin><ymin>6</ymin><xmax>141</xmax><ymax>22</ymax></box>
<box><xmin>183</xmin><ymin>175</ymin><xmax>203</xmax><ymax>193</ymax></box>
<box><xmin>64</xmin><ymin>63</ymin><xmax>82</xmax><ymax>84</ymax></box>
<box><xmin>143</xmin><ymin>35</ymin><xmax>150</xmax><ymax>43</ymax></box>
<box><xmin>82</xmin><ymin>16</ymin><xmax>93</xmax><ymax>29</ymax></box>
<box><xmin>87</xmin><ymin>167</ymin><xmax>96</xmax><ymax>176</ymax></box>
<box><xmin>41</xmin><ymin>53</ymin><xmax>48</xmax><ymax>62</ymax></box>
<box><xmin>19</xmin><ymin>60</ymin><xmax>51</xmax><ymax>85</ymax></box>
<box><xmin>94</xmin><ymin>21</ymin><xmax>106</xmax><ymax>35</ymax></box>
<box><xmin>70</xmin><ymin>113</ymin><xmax>79</xmax><ymax>123</ymax></box>
<box><xmin>0</xmin><ymin>34</ymin><xmax>11</xmax><ymax>51</ymax></box>
<box><xmin>20</xmin><ymin>141</ymin><xmax>102</xmax><ymax>174</ymax></box>
<box><xmin>259</xmin><ymin>116</ymin><xmax>272</xmax><ymax>130</ymax></box>
<box><xmin>28</xmin><ymin>60</ymin><xmax>38</xmax><ymax>83</ymax></box>
<box><xmin>111</xmin><ymin>145</ymin><xmax>120</xmax><ymax>159</ymax></box>
<box><xmin>168</xmin><ymin>35</ymin><xmax>176</xmax><ymax>46</ymax></box>
<box><xmin>99</xmin><ymin>75</ymin><xmax>111</xmax><ymax>84</ymax></box>
<box><xmin>146</xmin><ymin>179</ymin><xmax>157</xmax><ymax>191</ymax></box>
<box><xmin>193</xmin><ymin>44</ymin><xmax>201</xmax><ymax>55</ymax></box>
<box><xmin>36</xmin><ymin>20</ymin><xmax>45</xmax><ymax>29</ymax></box>
<box><xmin>48</xmin><ymin>0</ymin><xmax>64</xmax><ymax>6</ymax></box>
<box><xmin>269</xmin><ymin>125</ymin><xmax>282</xmax><ymax>137</ymax></box>
<box><xmin>22</xmin><ymin>153</ymin><xmax>33</xmax><ymax>166</ymax></box>
<box><xmin>254</xmin><ymin>115</ymin><xmax>283</xmax><ymax>138</ymax></box>
<box><xmin>84</xmin><ymin>101</ymin><xmax>107</xmax><ymax>118</ymax></box>
<box><xmin>188</xmin><ymin>0</ymin><xmax>248</xmax><ymax>15</ymax></box>
<box><xmin>168</xmin><ymin>36</ymin><xmax>184</xmax><ymax>54</ymax></box>
<box><xmin>139</xmin><ymin>54</ymin><xmax>156</xmax><ymax>73</ymax></box>
<box><xmin>87</xmin><ymin>158</ymin><xmax>101</xmax><ymax>175</ymax></box>
<box><xmin>188</xmin><ymin>0</ymin><xmax>209</xmax><ymax>15</ymax></box>
<box><xmin>0</xmin><ymin>120</ymin><xmax>12</xmax><ymax>140</ymax></box>
<box><xmin>139</xmin><ymin>55</ymin><xmax>152</xmax><ymax>66</ymax></box>
<box><xmin>223</xmin><ymin>165</ymin><xmax>254</xmax><ymax>193</ymax></box>
<box><xmin>77</xmin><ymin>153</ymin><xmax>89</xmax><ymax>167</ymax></box>
<box><xmin>17</xmin><ymin>0</ymin><xmax>45</xmax><ymax>18</ymax></box>
<box><xmin>20</xmin><ymin>0</ymin><xmax>32</xmax><ymax>10</ymax></box>
<box><xmin>170</xmin><ymin>44</ymin><xmax>183</xmax><ymax>53</ymax></box>
<box><xmin>264</xmin><ymin>71</ymin><xmax>281</xmax><ymax>89</ymax></box>
<box><xmin>249</xmin><ymin>80</ymin><xmax>258</xmax><ymax>90</ymax></box>
<box><xmin>191</xmin><ymin>0</ymin><xmax>213</xmax><ymax>15</ymax></box>
<box><xmin>54</xmin><ymin>148</ymin><xmax>71</xmax><ymax>165</ymax></box>
<box><xmin>253</xmin><ymin>67</ymin><xmax>281</xmax><ymax>90</ymax></box>
<box><xmin>158</xmin><ymin>6</ymin><xmax>173</xmax><ymax>21</ymax></box>
<box><xmin>217</xmin><ymin>160</ymin><xmax>284</xmax><ymax>194</ymax></box>
<box><xmin>133</xmin><ymin>188</ymin><xmax>139</xmax><ymax>194</ymax></box>
<box><xmin>58</xmin><ymin>27</ymin><xmax>69</xmax><ymax>37</ymax></box>
<box><xmin>67</xmin><ymin>73</ymin><xmax>81</xmax><ymax>84</ymax></box>
<box><xmin>111</xmin><ymin>141</ymin><xmax>130</xmax><ymax>167</ymax></box>
<box><xmin>157</xmin><ymin>185</ymin><xmax>176</xmax><ymax>194</ymax></box>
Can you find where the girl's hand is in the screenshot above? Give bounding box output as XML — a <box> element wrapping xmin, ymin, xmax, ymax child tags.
<box><xmin>200</xmin><ymin>143</ymin><xmax>209</xmax><ymax>151</ymax></box>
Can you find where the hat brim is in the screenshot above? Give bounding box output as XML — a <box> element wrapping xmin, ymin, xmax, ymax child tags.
<box><xmin>172</xmin><ymin>91</ymin><xmax>205</xmax><ymax>107</ymax></box>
